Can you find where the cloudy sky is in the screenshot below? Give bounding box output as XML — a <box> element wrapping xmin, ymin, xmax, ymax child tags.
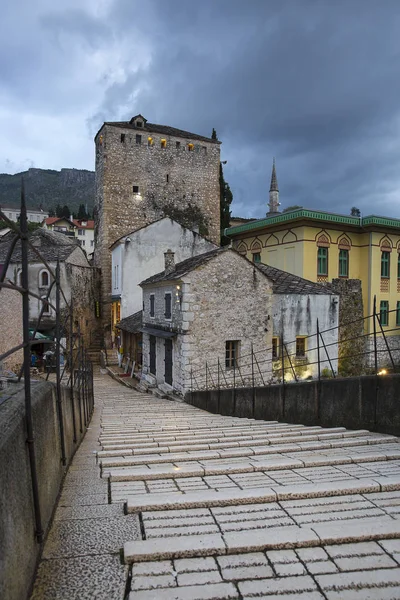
<box><xmin>2</xmin><ymin>0</ymin><xmax>400</xmax><ymax>219</ymax></box>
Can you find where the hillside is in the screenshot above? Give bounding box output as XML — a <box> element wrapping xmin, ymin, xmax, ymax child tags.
<box><xmin>0</xmin><ymin>168</ymin><xmax>95</xmax><ymax>214</ymax></box>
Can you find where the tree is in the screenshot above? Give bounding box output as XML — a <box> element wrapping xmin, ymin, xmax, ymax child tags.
<box><xmin>55</xmin><ymin>204</ymin><xmax>63</xmax><ymax>218</ymax></box>
<box><xmin>77</xmin><ymin>203</ymin><xmax>88</xmax><ymax>220</ymax></box>
<box><xmin>283</xmin><ymin>205</ymin><xmax>302</xmax><ymax>213</ymax></box>
<box><xmin>211</xmin><ymin>129</ymin><xmax>233</xmax><ymax>245</ymax></box>
<box><xmin>27</xmin><ymin>221</ymin><xmax>42</xmax><ymax>233</ymax></box>
<box><xmin>219</xmin><ymin>163</ymin><xmax>233</xmax><ymax>244</ymax></box>
<box><xmin>48</xmin><ymin>207</ymin><xmax>55</xmax><ymax>217</ymax></box>
<box><xmin>351</xmin><ymin>207</ymin><xmax>361</xmax><ymax>217</ymax></box>
<box><xmin>60</xmin><ymin>205</ymin><xmax>71</xmax><ymax>219</ymax></box>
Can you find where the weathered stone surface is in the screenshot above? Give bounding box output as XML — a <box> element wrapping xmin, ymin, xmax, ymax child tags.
<box><xmin>94</xmin><ymin>119</ymin><xmax>221</xmax><ymax>340</ymax></box>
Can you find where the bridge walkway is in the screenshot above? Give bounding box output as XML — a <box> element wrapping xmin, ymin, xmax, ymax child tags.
<box><xmin>32</xmin><ymin>371</ymin><xmax>400</xmax><ymax>599</ymax></box>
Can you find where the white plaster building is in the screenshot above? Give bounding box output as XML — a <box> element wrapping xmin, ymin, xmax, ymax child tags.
<box><xmin>257</xmin><ymin>264</ymin><xmax>339</xmax><ymax>379</ymax></box>
<box><xmin>140</xmin><ymin>247</ymin><xmax>273</xmax><ymax>396</ymax></box>
<box><xmin>110</xmin><ymin>218</ymin><xmax>217</xmax><ymax>336</ymax></box>
<box><xmin>1</xmin><ymin>206</ymin><xmax>48</xmax><ymax>223</ymax></box>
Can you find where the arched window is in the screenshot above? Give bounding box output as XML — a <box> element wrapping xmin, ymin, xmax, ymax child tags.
<box><xmin>39</xmin><ymin>269</ymin><xmax>50</xmax><ymax>287</ymax></box>
<box><xmin>316</xmin><ymin>234</ymin><xmax>330</xmax><ymax>278</ymax></box>
<box><xmin>16</xmin><ymin>270</ymin><xmax>22</xmax><ymax>287</ymax></box>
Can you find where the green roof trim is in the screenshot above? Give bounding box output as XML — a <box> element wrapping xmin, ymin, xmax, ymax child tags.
<box><xmin>362</xmin><ymin>215</ymin><xmax>400</xmax><ymax>229</ymax></box>
<box><xmin>225</xmin><ymin>209</ymin><xmax>400</xmax><ymax>236</ymax></box>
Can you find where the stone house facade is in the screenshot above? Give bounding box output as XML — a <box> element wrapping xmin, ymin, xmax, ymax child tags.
<box><xmin>140</xmin><ymin>248</ymin><xmax>273</xmax><ymax>395</ymax></box>
<box><xmin>0</xmin><ymin>229</ymin><xmax>99</xmax><ymax>348</ymax></box>
<box><xmin>94</xmin><ymin>114</ymin><xmax>221</xmax><ymax>344</ymax></box>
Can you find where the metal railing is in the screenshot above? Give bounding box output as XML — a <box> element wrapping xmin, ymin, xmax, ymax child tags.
<box><xmin>189</xmin><ymin>301</ymin><xmax>400</xmax><ymax>393</ymax></box>
<box><xmin>0</xmin><ymin>185</ymin><xmax>94</xmax><ymax>543</ymax></box>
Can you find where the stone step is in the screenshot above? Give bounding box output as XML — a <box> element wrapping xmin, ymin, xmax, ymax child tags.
<box><xmin>123</xmin><ymin>517</ymin><xmax>400</xmax><ymax>563</ymax></box>
<box><xmin>124</xmin><ymin>477</ymin><xmax>400</xmax><ymax>513</ymax></box>
<box><xmin>98</xmin><ymin>425</ymin><xmax>352</xmax><ymax>444</ymax></box>
<box><xmin>102</xmin><ymin>451</ymin><xmax>400</xmax><ymax>481</ymax></box>
<box><xmin>98</xmin><ymin>439</ymin><xmax>400</xmax><ymax>464</ymax></box>
<box><xmin>98</xmin><ymin>431</ymin><xmax>380</xmax><ymax>452</ymax></box>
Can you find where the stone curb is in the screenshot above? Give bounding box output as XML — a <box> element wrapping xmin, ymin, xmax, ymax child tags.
<box><xmin>123</xmin><ymin>519</ymin><xmax>400</xmax><ymax>564</ymax></box>
<box><xmin>124</xmin><ymin>477</ymin><xmax>400</xmax><ymax>513</ymax></box>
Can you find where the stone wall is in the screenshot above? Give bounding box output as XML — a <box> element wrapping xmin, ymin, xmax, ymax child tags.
<box><xmin>66</xmin><ymin>262</ymin><xmax>101</xmax><ymax>348</ymax></box>
<box><xmin>0</xmin><ymin>380</ymin><xmax>87</xmax><ymax>600</ymax></box>
<box><xmin>331</xmin><ymin>278</ymin><xmax>365</xmax><ymax>376</ymax></box>
<box><xmin>94</xmin><ymin>123</ymin><xmax>221</xmax><ymax>343</ymax></box>
<box><xmin>0</xmin><ymin>288</ymin><xmax>23</xmax><ymax>372</ymax></box>
<box><xmin>142</xmin><ymin>251</ymin><xmax>273</xmax><ymax>394</ymax></box>
<box><xmin>367</xmin><ymin>335</ymin><xmax>400</xmax><ymax>370</ymax></box>
<box><xmin>187</xmin><ymin>374</ymin><xmax>400</xmax><ymax>437</ymax></box>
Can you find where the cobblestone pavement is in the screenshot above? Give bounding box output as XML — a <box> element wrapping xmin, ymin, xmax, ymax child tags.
<box><xmin>31</xmin><ymin>372</ymin><xmax>400</xmax><ymax>598</ymax></box>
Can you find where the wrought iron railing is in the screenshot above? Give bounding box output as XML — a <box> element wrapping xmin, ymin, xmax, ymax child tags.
<box><xmin>0</xmin><ymin>185</ymin><xmax>94</xmax><ymax>543</ymax></box>
<box><xmin>189</xmin><ymin>300</ymin><xmax>400</xmax><ymax>393</ymax></box>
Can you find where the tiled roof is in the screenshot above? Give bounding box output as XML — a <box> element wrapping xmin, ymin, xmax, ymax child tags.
<box><xmin>100</xmin><ymin>119</ymin><xmax>220</xmax><ymax>144</ymax></box>
<box><xmin>0</xmin><ymin>228</ymin><xmax>80</xmax><ymax>263</ymax></box>
<box><xmin>116</xmin><ymin>311</ymin><xmax>142</xmax><ymax>333</ymax></box>
<box><xmin>140</xmin><ymin>247</ymin><xmax>228</xmax><ymax>286</ymax></box>
<box><xmin>72</xmin><ymin>219</ymin><xmax>94</xmax><ymax>229</ymax></box>
<box><xmin>45</xmin><ymin>217</ymin><xmax>75</xmax><ymax>226</ymax></box>
<box><xmin>256</xmin><ymin>263</ymin><xmax>333</xmax><ymax>295</ymax></box>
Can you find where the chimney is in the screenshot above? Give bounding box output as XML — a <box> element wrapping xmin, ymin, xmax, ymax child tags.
<box><xmin>164</xmin><ymin>249</ymin><xmax>175</xmax><ymax>275</ymax></box>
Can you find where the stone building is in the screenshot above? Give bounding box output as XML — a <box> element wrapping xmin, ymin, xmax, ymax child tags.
<box><xmin>94</xmin><ymin>114</ymin><xmax>221</xmax><ymax>344</ymax></box>
<box><xmin>257</xmin><ymin>264</ymin><xmax>339</xmax><ymax>379</ymax></box>
<box><xmin>139</xmin><ymin>247</ymin><xmax>273</xmax><ymax>396</ymax></box>
<box><xmin>0</xmin><ymin>229</ymin><xmax>99</xmax><ymax>348</ymax></box>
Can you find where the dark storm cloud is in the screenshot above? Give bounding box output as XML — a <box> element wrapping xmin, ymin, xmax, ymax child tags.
<box><xmin>2</xmin><ymin>0</ymin><xmax>400</xmax><ymax>218</ymax></box>
<box><xmin>92</xmin><ymin>0</ymin><xmax>400</xmax><ymax>218</ymax></box>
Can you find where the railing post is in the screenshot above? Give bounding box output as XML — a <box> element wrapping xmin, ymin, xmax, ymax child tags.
<box><xmin>217</xmin><ymin>357</ymin><xmax>221</xmax><ymax>414</ymax></box>
<box><xmin>251</xmin><ymin>343</ymin><xmax>255</xmax><ymax>418</ymax></box>
<box><xmin>317</xmin><ymin>319</ymin><xmax>321</xmax><ymax>381</ymax></box>
<box><xmin>69</xmin><ymin>301</ymin><xmax>77</xmax><ymax>442</ymax></box>
<box><xmin>281</xmin><ymin>332</ymin><xmax>285</xmax><ymax>417</ymax></box>
<box><xmin>233</xmin><ymin>354</ymin><xmax>236</xmax><ymax>415</ymax></box>
<box><xmin>251</xmin><ymin>343</ymin><xmax>255</xmax><ymax>389</ymax></box>
<box><xmin>373</xmin><ymin>295</ymin><xmax>378</xmax><ymax>374</ymax></box>
<box><xmin>77</xmin><ymin>324</ymin><xmax>83</xmax><ymax>433</ymax></box>
<box><xmin>83</xmin><ymin>346</ymin><xmax>88</xmax><ymax>427</ymax></box>
<box><xmin>20</xmin><ymin>183</ymin><xmax>44</xmax><ymax>543</ymax></box>
<box><xmin>55</xmin><ymin>259</ymin><xmax>66</xmax><ymax>466</ymax></box>
<box><xmin>280</xmin><ymin>333</ymin><xmax>285</xmax><ymax>385</ymax></box>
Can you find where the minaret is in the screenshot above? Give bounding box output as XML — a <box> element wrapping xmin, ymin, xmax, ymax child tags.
<box><xmin>267</xmin><ymin>158</ymin><xmax>280</xmax><ymax>215</ymax></box>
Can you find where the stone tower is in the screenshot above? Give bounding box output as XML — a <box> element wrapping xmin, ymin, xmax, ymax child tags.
<box><xmin>94</xmin><ymin>114</ymin><xmax>221</xmax><ymax>341</ymax></box>
<box><xmin>267</xmin><ymin>158</ymin><xmax>280</xmax><ymax>216</ymax></box>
